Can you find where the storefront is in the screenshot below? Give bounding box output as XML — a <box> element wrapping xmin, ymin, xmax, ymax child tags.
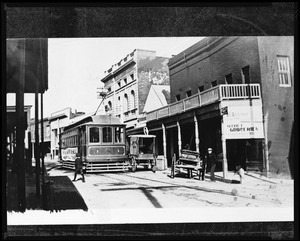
<box><xmin>146</xmin><ymin>84</ymin><xmax>265</xmax><ymax>177</ymax></box>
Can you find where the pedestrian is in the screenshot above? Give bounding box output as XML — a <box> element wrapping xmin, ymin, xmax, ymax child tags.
<box><xmin>201</xmin><ymin>155</ymin><xmax>207</xmax><ymax>180</ymax></box>
<box><xmin>72</xmin><ymin>153</ymin><xmax>85</xmax><ymax>182</ymax></box>
<box><xmin>235</xmin><ymin>165</ymin><xmax>245</xmax><ymax>184</ymax></box>
<box><xmin>206</xmin><ymin>147</ymin><xmax>217</xmax><ymax>182</ymax></box>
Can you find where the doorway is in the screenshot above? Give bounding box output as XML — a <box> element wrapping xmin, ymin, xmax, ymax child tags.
<box><xmin>226</xmin><ymin>139</ymin><xmax>263</xmax><ymax>171</ymax></box>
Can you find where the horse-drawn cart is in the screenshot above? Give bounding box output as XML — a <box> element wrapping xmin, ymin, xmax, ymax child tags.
<box><xmin>171</xmin><ymin>149</ymin><xmax>203</xmax><ymax>180</ymax></box>
<box><xmin>128</xmin><ymin>134</ymin><xmax>158</xmax><ymax>172</ymax></box>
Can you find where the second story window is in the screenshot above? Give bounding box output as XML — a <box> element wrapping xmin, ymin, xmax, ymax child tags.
<box><xmin>277</xmin><ymin>56</ymin><xmax>291</xmax><ymax>87</ymax></box>
<box><xmin>124</xmin><ymin>78</ymin><xmax>127</xmax><ymax>85</ymax></box>
<box><xmin>108</xmin><ymin>101</ymin><xmax>112</xmax><ymax>111</ymax></box>
<box><xmin>198</xmin><ymin>85</ymin><xmax>204</xmax><ymax>92</ymax></box>
<box><xmin>124</xmin><ymin>93</ymin><xmax>129</xmax><ymax>112</ymax></box>
<box><xmin>225</xmin><ymin>74</ymin><xmax>233</xmax><ymax>84</ymax></box>
<box><xmin>118</xmin><ymin>81</ymin><xmax>121</xmax><ymax>88</ymax></box>
<box><xmin>176</xmin><ymin>94</ymin><xmax>181</xmax><ymax>101</ymax></box>
<box><xmin>241</xmin><ymin>66</ymin><xmax>250</xmax><ymax>84</ymax></box>
<box><xmin>211</xmin><ymin>80</ymin><xmax>218</xmax><ymax>87</ymax></box>
<box><xmin>186</xmin><ymin>90</ymin><xmax>192</xmax><ymax>97</ymax></box>
<box><xmin>117</xmin><ymin>96</ymin><xmax>121</xmax><ymax>114</ymax></box>
<box><xmin>130</xmin><ymin>73</ymin><xmax>134</xmax><ymax>81</ymax></box>
<box><xmin>131</xmin><ymin>90</ymin><xmax>136</xmax><ymax>109</ymax></box>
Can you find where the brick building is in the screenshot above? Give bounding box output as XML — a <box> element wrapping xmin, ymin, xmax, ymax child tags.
<box><xmin>146</xmin><ymin>36</ymin><xmax>294</xmax><ymax>178</ymax></box>
<box><xmin>100</xmin><ymin>49</ymin><xmax>169</xmax><ymax>134</ymax></box>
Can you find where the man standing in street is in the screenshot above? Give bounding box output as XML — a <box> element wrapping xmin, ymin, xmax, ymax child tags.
<box><xmin>206</xmin><ymin>147</ymin><xmax>217</xmax><ymax>182</ymax></box>
<box><xmin>73</xmin><ymin>153</ymin><xmax>85</xmax><ymax>182</ymax></box>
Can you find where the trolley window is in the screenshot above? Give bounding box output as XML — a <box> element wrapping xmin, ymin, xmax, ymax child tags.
<box><xmin>89</xmin><ymin>127</ymin><xmax>100</xmax><ymax>143</ymax></box>
<box><xmin>114</xmin><ymin>126</ymin><xmax>125</xmax><ymax>143</ymax></box>
<box><xmin>102</xmin><ymin>126</ymin><xmax>113</xmax><ymax>143</ymax></box>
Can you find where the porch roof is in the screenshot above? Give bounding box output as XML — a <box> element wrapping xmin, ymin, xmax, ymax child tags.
<box><xmin>6</xmin><ymin>38</ymin><xmax>48</xmax><ymax>94</ymax></box>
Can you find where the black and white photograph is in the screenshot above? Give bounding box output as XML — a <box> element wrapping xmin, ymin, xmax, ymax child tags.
<box><xmin>3</xmin><ymin>3</ymin><xmax>296</xmax><ymax>239</ymax></box>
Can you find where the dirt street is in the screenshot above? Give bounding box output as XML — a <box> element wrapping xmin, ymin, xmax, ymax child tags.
<box><xmin>47</xmin><ymin>161</ymin><xmax>293</xmax><ymax>210</ymax></box>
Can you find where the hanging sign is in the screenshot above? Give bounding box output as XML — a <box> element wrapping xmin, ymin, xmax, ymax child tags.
<box><xmin>223</xmin><ymin>104</ymin><xmax>264</xmax><ymax>139</ymax></box>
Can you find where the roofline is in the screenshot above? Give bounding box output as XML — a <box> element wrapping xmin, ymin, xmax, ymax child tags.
<box><xmin>48</xmin><ymin>113</ymin><xmax>68</xmax><ymax>121</ymax></box>
<box><xmin>101</xmin><ymin>59</ymin><xmax>135</xmax><ymax>83</ymax></box>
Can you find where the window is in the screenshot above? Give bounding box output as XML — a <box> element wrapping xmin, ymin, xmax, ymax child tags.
<box><xmin>211</xmin><ymin>80</ymin><xmax>218</xmax><ymax>87</ymax></box>
<box><xmin>130</xmin><ymin>73</ymin><xmax>134</xmax><ymax>81</ymax></box>
<box><xmin>89</xmin><ymin>127</ymin><xmax>100</xmax><ymax>143</ymax></box>
<box><xmin>131</xmin><ymin>90</ymin><xmax>136</xmax><ymax>109</ymax></box>
<box><xmin>107</xmin><ymin>87</ymin><xmax>111</xmax><ymax>92</ymax></box>
<box><xmin>124</xmin><ymin>93</ymin><xmax>129</xmax><ymax>112</ymax></box>
<box><xmin>102</xmin><ymin>127</ymin><xmax>112</xmax><ymax>143</ymax></box>
<box><xmin>114</xmin><ymin>127</ymin><xmax>124</xmax><ymax>143</ymax></box>
<box><xmin>176</xmin><ymin>94</ymin><xmax>181</xmax><ymax>101</ymax></box>
<box><xmin>198</xmin><ymin>86</ymin><xmax>204</xmax><ymax>92</ymax></box>
<box><xmin>241</xmin><ymin>66</ymin><xmax>250</xmax><ymax>84</ymax></box>
<box><xmin>186</xmin><ymin>90</ymin><xmax>192</xmax><ymax>97</ymax></box>
<box><xmin>225</xmin><ymin>74</ymin><xmax>233</xmax><ymax>84</ymax></box>
<box><xmin>118</xmin><ymin>81</ymin><xmax>121</xmax><ymax>88</ymax></box>
<box><xmin>124</xmin><ymin>78</ymin><xmax>127</xmax><ymax>85</ymax></box>
<box><xmin>117</xmin><ymin>96</ymin><xmax>121</xmax><ymax>114</ymax></box>
<box><xmin>108</xmin><ymin>101</ymin><xmax>112</xmax><ymax>109</ymax></box>
<box><xmin>277</xmin><ymin>56</ymin><xmax>291</xmax><ymax>87</ymax></box>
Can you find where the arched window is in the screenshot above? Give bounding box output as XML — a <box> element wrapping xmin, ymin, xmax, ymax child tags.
<box><xmin>117</xmin><ymin>96</ymin><xmax>121</xmax><ymax>114</ymax></box>
<box><xmin>108</xmin><ymin>101</ymin><xmax>112</xmax><ymax>110</ymax></box>
<box><xmin>124</xmin><ymin>93</ymin><xmax>129</xmax><ymax>112</ymax></box>
<box><xmin>131</xmin><ymin>90</ymin><xmax>136</xmax><ymax>109</ymax></box>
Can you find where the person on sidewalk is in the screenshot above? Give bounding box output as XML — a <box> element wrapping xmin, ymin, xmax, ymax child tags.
<box><xmin>201</xmin><ymin>155</ymin><xmax>207</xmax><ymax>181</ymax></box>
<box><xmin>235</xmin><ymin>165</ymin><xmax>245</xmax><ymax>184</ymax></box>
<box><xmin>206</xmin><ymin>147</ymin><xmax>217</xmax><ymax>182</ymax></box>
<box><xmin>73</xmin><ymin>153</ymin><xmax>85</xmax><ymax>182</ymax></box>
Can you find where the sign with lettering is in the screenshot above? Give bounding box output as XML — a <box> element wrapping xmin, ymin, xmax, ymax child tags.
<box><xmin>223</xmin><ymin>104</ymin><xmax>264</xmax><ymax>139</ymax></box>
<box><xmin>61</xmin><ymin>147</ymin><xmax>78</xmax><ymax>161</ymax></box>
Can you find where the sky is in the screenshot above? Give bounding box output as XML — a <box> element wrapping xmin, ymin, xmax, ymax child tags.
<box><xmin>6</xmin><ymin>37</ymin><xmax>204</xmax><ymax>119</ymax></box>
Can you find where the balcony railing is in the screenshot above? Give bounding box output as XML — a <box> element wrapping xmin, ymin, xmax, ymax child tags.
<box><xmin>146</xmin><ymin>84</ymin><xmax>261</xmax><ymax>122</ymax></box>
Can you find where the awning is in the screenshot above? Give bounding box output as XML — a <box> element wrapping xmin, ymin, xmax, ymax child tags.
<box><xmin>6</xmin><ymin>38</ymin><xmax>48</xmax><ymax>94</ymax></box>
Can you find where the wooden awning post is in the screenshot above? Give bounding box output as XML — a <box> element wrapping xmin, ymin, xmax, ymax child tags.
<box><xmin>194</xmin><ymin>115</ymin><xmax>200</xmax><ymax>153</ymax></box>
<box><xmin>177</xmin><ymin>121</ymin><xmax>182</xmax><ymax>157</ymax></box>
<box><xmin>221</xmin><ymin>117</ymin><xmax>228</xmax><ymax>178</ymax></box>
<box><xmin>162</xmin><ymin>124</ymin><xmax>167</xmax><ymax>170</ymax></box>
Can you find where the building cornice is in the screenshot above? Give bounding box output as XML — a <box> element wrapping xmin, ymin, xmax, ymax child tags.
<box><xmin>101</xmin><ymin>59</ymin><xmax>136</xmax><ymax>83</ymax></box>
<box><xmin>168</xmin><ymin>37</ymin><xmax>239</xmax><ymax>70</ymax></box>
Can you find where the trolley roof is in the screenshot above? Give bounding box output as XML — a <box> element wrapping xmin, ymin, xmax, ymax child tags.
<box><xmin>64</xmin><ymin>114</ymin><xmax>125</xmax><ymax>131</ymax></box>
<box><xmin>128</xmin><ymin>134</ymin><xmax>156</xmax><ymax>138</ymax></box>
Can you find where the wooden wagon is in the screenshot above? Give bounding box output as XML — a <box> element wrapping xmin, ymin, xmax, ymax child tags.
<box><xmin>171</xmin><ymin>149</ymin><xmax>203</xmax><ymax>180</ymax></box>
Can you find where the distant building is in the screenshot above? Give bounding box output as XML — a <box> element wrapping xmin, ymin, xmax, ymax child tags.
<box><xmin>48</xmin><ymin>108</ymin><xmax>85</xmax><ymax>159</ymax></box>
<box><xmin>100</xmin><ymin>49</ymin><xmax>170</xmax><ymax>134</ymax></box>
<box><xmin>30</xmin><ymin>117</ymin><xmax>51</xmax><ymax>158</ymax></box>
